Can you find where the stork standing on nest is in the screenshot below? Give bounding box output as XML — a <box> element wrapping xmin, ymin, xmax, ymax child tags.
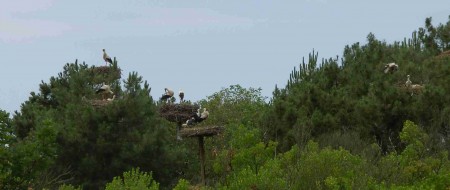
<box><xmin>405</xmin><ymin>75</ymin><xmax>412</xmax><ymax>87</ymax></box>
<box><xmin>179</xmin><ymin>90</ymin><xmax>185</xmax><ymax>103</ymax></box>
<box><xmin>405</xmin><ymin>75</ymin><xmax>424</xmax><ymax>96</ymax></box>
<box><xmin>103</xmin><ymin>49</ymin><xmax>113</xmax><ymax>65</ymax></box>
<box><xmin>160</xmin><ymin>88</ymin><xmax>174</xmax><ymax>103</ymax></box>
<box><xmin>384</xmin><ymin>63</ymin><xmax>398</xmax><ymax>74</ymax></box>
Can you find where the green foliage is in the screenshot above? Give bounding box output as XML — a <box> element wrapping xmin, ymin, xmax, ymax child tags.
<box><xmin>3</xmin><ymin>16</ymin><xmax>450</xmax><ymax>190</ymax></box>
<box><xmin>1</xmin><ymin>116</ymin><xmax>60</xmax><ymax>189</ymax></box>
<box><xmin>265</xmin><ymin>16</ymin><xmax>450</xmax><ymax>154</ymax></box>
<box><xmin>172</xmin><ymin>178</ymin><xmax>190</xmax><ymax>190</ymax></box>
<box><xmin>58</xmin><ymin>184</ymin><xmax>82</xmax><ymax>190</ymax></box>
<box><xmin>374</xmin><ymin>121</ymin><xmax>450</xmax><ymax>187</ymax></box>
<box><xmin>105</xmin><ymin>168</ymin><xmax>159</xmax><ymax>190</ymax></box>
<box><xmin>0</xmin><ymin>110</ymin><xmax>13</xmax><ymax>189</ymax></box>
<box><xmin>221</xmin><ymin>163</ymin><xmax>288</xmax><ymax>190</ymax></box>
<box><xmin>199</xmin><ymin>84</ymin><xmax>267</xmax><ymax>127</ymax></box>
<box><xmin>210</xmin><ymin>124</ymin><xmax>274</xmax><ymax>183</ymax></box>
<box><xmin>288</xmin><ymin>141</ymin><xmax>374</xmax><ymax>190</ymax></box>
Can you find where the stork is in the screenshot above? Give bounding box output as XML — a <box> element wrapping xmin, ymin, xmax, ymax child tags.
<box><xmin>179</xmin><ymin>90</ymin><xmax>185</xmax><ymax>103</ymax></box>
<box><xmin>384</xmin><ymin>63</ymin><xmax>398</xmax><ymax>74</ymax></box>
<box><xmin>405</xmin><ymin>75</ymin><xmax>412</xmax><ymax>87</ymax></box>
<box><xmin>103</xmin><ymin>49</ymin><xmax>113</xmax><ymax>65</ymax></box>
<box><xmin>193</xmin><ymin>108</ymin><xmax>209</xmax><ymax>123</ymax></box>
<box><xmin>96</xmin><ymin>84</ymin><xmax>113</xmax><ymax>100</ymax></box>
<box><xmin>184</xmin><ymin>108</ymin><xmax>209</xmax><ymax>126</ymax></box>
<box><xmin>160</xmin><ymin>88</ymin><xmax>174</xmax><ymax>103</ymax></box>
<box><xmin>199</xmin><ymin>108</ymin><xmax>209</xmax><ymax>121</ymax></box>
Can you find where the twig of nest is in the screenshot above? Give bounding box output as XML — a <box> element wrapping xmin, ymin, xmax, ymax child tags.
<box><xmin>159</xmin><ymin>104</ymin><xmax>199</xmax><ymax>123</ymax></box>
<box><xmin>89</xmin><ymin>66</ymin><xmax>122</xmax><ymax>83</ymax></box>
<box><xmin>180</xmin><ymin>126</ymin><xmax>224</xmax><ymax>138</ymax></box>
<box><xmin>82</xmin><ymin>97</ymin><xmax>114</xmax><ymax>108</ymax></box>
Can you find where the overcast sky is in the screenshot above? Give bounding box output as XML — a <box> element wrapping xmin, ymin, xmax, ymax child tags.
<box><xmin>0</xmin><ymin>0</ymin><xmax>448</xmax><ymax>115</ymax></box>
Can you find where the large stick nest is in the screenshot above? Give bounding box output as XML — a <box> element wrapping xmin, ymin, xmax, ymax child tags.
<box><xmin>180</xmin><ymin>126</ymin><xmax>224</xmax><ymax>138</ymax></box>
<box><xmin>87</xmin><ymin>99</ymin><xmax>113</xmax><ymax>108</ymax></box>
<box><xmin>159</xmin><ymin>104</ymin><xmax>200</xmax><ymax>123</ymax></box>
<box><xmin>89</xmin><ymin>66</ymin><xmax>122</xmax><ymax>83</ymax></box>
<box><xmin>433</xmin><ymin>50</ymin><xmax>450</xmax><ymax>60</ymax></box>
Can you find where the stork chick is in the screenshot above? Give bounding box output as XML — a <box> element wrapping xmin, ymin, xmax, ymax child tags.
<box><xmin>405</xmin><ymin>75</ymin><xmax>412</xmax><ymax>87</ymax></box>
<box><xmin>103</xmin><ymin>49</ymin><xmax>113</xmax><ymax>65</ymax></box>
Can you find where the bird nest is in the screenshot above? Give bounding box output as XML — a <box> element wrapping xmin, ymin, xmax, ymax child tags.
<box><xmin>89</xmin><ymin>66</ymin><xmax>122</xmax><ymax>83</ymax></box>
<box><xmin>435</xmin><ymin>50</ymin><xmax>450</xmax><ymax>59</ymax></box>
<box><xmin>180</xmin><ymin>126</ymin><xmax>224</xmax><ymax>138</ymax></box>
<box><xmin>159</xmin><ymin>104</ymin><xmax>200</xmax><ymax>123</ymax></box>
<box><xmin>88</xmin><ymin>99</ymin><xmax>113</xmax><ymax>108</ymax></box>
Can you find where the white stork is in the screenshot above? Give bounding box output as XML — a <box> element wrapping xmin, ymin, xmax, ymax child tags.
<box><xmin>199</xmin><ymin>108</ymin><xmax>209</xmax><ymax>121</ymax></box>
<box><xmin>179</xmin><ymin>90</ymin><xmax>185</xmax><ymax>103</ymax></box>
<box><xmin>96</xmin><ymin>84</ymin><xmax>113</xmax><ymax>100</ymax></box>
<box><xmin>160</xmin><ymin>88</ymin><xmax>174</xmax><ymax>103</ymax></box>
<box><xmin>384</xmin><ymin>63</ymin><xmax>398</xmax><ymax>74</ymax></box>
<box><xmin>405</xmin><ymin>75</ymin><xmax>412</xmax><ymax>87</ymax></box>
<box><xmin>184</xmin><ymin>108</ymin><xmax>209</xmax><ymax>126</ymax></box>
<box><xmin>103</xmin><ymin>49</ymin><xmax>113</xmax><ymax>65</ymax></box>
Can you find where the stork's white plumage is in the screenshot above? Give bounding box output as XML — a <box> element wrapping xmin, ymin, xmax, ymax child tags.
<box><xmin>96</xmin><ymin>84</ymin><xmax>113</xmax><ymax>99</ymax></box>
<box><xmin>200</xmin><ymin>108</ymin><xmax>209</xmax><ymax>120</ymax></box>
<box><xmin>107</xmin><ymin>95</ymin><xmax>116</xmax><ymax>101</ymax></box>
<box><xmin>103</xmin><ymin>49</ymin><xmax>113</xmax><ymax>65</ymax></box>
<box><xmin>184</xmin><ymin>108</ymin><xmax>209</xmax><ymax>126</ymax></box>
<box><xmin>196</xmin><ymin>108</ymin><xmax>201</xmax><ymax>117</ymax></box>
<box><xmin>384</xmin><ymin>63</ymin><xmax>398</xmax><ymax>74</ymax></box>
<box><xmin>160</xmin><ymin>88</ymin><xmax>174</xmax><ymax>102</ymax></box>
<box><xmin>179</xmin><ymin>90</ymin><xmax>185</xmax><ymax>103</ymax></box>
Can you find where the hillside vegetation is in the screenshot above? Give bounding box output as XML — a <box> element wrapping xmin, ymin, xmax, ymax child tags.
<box><xmin>1</xmin><ymin>16</ymin><xmax>449</xmax><ymax>190</ymax></box>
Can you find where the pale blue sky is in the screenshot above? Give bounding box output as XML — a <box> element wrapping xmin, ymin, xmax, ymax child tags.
<box><xmin>0</xmin><ymin>0</ymin><xmax>448</xmax><ymax>114</ymax></box>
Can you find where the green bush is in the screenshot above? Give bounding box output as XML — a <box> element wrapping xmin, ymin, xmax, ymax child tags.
<box><xmin>173</xmin><ymin>178</ymin><xmax>190</xmax><ymax>190</ymax></box>
<box><xmin>58</xmin><ymin>184</ymin><xmax>82</xmax><ymax>190</ymax></box>
<box><xmin>105</xmin><ymin>168</ymin><xmax>159</xmax><ymax>190</ymax></box>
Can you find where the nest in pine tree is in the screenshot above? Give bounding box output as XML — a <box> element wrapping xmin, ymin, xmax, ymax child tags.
<box><xmin>159</xmin><ymin>103</ymin><xmax>199</xmax><ymax>123</ymax></box>
<box><xmin>180</xmin><ymin>126</ymin><xmax>224</xmax><ymax>138</ymax></box>
<box><xmin>89</xmin><ymin>99</ymin><xmax>113</xmax><ymax>108</ymax></box>
<box><xmin>89</xmin><ymin>66</ymin><xmax>121</xmax><ymax>83</ymax></box>
<box><xmin>395</xmin><ymin>81</ymin><xmax>408</xmax><ymax>91</ymax></box>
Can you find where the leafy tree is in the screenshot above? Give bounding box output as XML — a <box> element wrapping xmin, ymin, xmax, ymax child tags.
<box><xmin>105</xmin><ymin>168</ymin><xmax>159</xmax><ymax>190</ymax></box>
<box><xmin>198</xmin><ymin>84</ymin><xmax>267</xmax><ymax>127</ymax></box>
<box><xmin>172</xmin><ymin>178</ymin><xmax>190</xmax><ymax>190</ymax></box>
